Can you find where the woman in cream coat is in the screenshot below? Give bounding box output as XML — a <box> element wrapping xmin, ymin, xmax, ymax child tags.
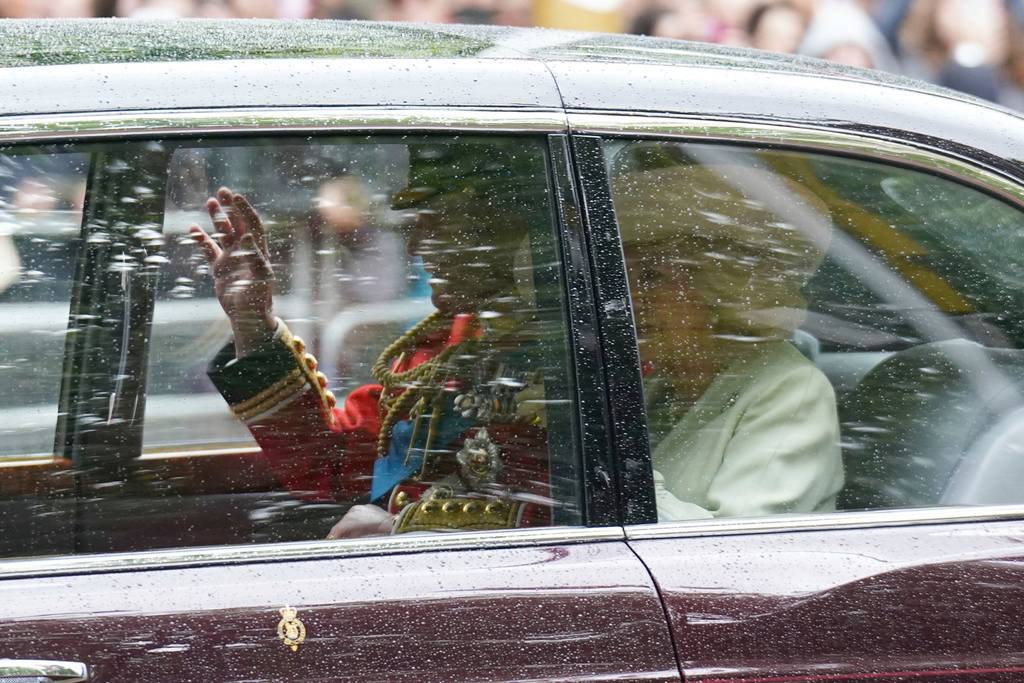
<box><xmin>612</xmin><ymin>145</ymin><xmax>845</xmax><ymax>521</ymax></box>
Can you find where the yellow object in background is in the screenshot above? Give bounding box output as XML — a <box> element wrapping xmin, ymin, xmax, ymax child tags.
<box><xmin>533</xmin><ymin>0</ymin><xmax>625</xmax><ymax>32</ymax></box>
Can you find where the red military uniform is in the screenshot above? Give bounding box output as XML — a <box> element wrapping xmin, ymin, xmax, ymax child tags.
<box><xmin>208</xmin><ymin>313</ymin><xmax>553</xmax><ymax>533</ymax></box>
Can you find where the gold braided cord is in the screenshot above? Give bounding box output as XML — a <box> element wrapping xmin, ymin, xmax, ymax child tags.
<box><xmin>372</xmin><ymin>311</ymin><xmax>472</xmax><ymax>459</ymax></box>
<box><xmin>371</xmin><ymin>311</ymin><xmax>448</xmax><ymax>386</ymax></box>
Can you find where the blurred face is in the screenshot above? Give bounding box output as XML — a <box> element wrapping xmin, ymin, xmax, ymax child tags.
<box><xmin>935</xmin><ymin>0</ymin><xmax>1008</xmax><ymax>63</ymax></box>
<box><xmin>316</xmin><ymin>177</ymin><xmax>368</xmax><ymax>235</ymax></box>
<box><xmin>823</xmin><ymin>42</ymin><xmax>875</xmax><ymax>69</ymax></box>
<box><xmin>627</xmin><ymin>256</ymin><xmax>720</xmax><ymax>401</ymax></box>
<box><xmin>707</xmin><ymin>0</ymin><xmax>760</xmax><ymax>25</ymax></box>
<box><xmin>651</xmin><ymin>0</ymin><xmax>710</xmax><ymax>41</ymax></box>
<box><xmin>3</xmin><ymin>0</ymin><xmax>94</xmax><ymax>16</ymax></box>
<box><xmin>752</xmin><ymin>5</ymin><xmax>806</xmax><ymax>54</ymax></box>
<box><xmin>406</xmin><ymin>192</ymin><xmax>520</xmax><ymax>315</ymax></box>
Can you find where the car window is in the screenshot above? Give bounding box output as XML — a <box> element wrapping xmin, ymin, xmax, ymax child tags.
<box><xmin>0</xmin><ymin>148</ymin><xmax>88</xmax><ymax>459</ymax></box>
<box><xmin>0</xmin><ymin>147</ymin><xmax>88</xmax><ymax>558</ymax></box>
<box><xmin>0</xmin><ymin>134</ymin><xmax>582</xmax><ymax>559</ymax></box>
<box><xmin>607</xmin><ymin>139</ymin><xmax>1024</xmax><ymax>520</ymax></box>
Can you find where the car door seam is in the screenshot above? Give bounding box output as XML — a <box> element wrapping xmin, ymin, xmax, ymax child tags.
<box><xmin>625</xmin><ymin>535</ymin><xmax>687</xmax><ymax>682</ymax></box>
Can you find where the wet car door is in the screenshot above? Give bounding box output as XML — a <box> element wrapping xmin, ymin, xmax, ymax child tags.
<box><xmin>573</xmin><ymin>127</ymin><xmax>1024</xmax><ymax>683</ymax></box>
<box><xmin>0</xmin><ymin>118</ymin><xmax>681</xmax><ymax>682</ymax></box>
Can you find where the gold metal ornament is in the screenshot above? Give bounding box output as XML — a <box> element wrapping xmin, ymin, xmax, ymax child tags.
<box><xmin>393</xmin><ymin>494</ymin><xmax>522</xmax><ymax>533</ymax></box>
<box><xmin>456</xmin><ymin>428</ymin><xmax>502</xmax><ymax>490</ymax></box>
<box><xmin>277</xmin><ymin>606</ymin><xmax>307</xmax><ymax>652</ymax></box>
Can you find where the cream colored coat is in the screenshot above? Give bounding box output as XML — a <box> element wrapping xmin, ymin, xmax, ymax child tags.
<box><xmin>651</xmin><ymin>341</ymin><xmax>844</xmax><ymax>521</ymax></box>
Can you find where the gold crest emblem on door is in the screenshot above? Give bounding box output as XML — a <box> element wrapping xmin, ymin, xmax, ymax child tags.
<box><xmin>277</xmin><ymin>606</ymin><xmax>307</xmax><ymax>651</ymax></box>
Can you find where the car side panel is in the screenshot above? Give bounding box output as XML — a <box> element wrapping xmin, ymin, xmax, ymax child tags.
<box><xmin>630</xmin><ymin>520</ymin><xmax>1024</xmax><ymax>682</ymax></box>
<box><xmin>0</xmin><ymin>540</ymin><xmax>681</xmax><ymax>682</ymax></box>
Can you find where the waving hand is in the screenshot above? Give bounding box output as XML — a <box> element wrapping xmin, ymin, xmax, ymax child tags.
<box><xmin>189</xmin><ymin>187</ymin><xmax>276</xmax><ymax>357</ymax></box>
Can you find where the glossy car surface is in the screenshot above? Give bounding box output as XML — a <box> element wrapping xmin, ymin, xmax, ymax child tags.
<box><xmin>3</xmin><ymin>19</ymin><xmax>1024</xmax><ymax>683</ymax></box>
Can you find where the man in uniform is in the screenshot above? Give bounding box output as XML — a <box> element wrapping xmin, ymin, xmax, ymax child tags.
<box><xmin>189</xmin><ymin>143</ymin><xmax>556</xmax><ymax>538</ymax></box>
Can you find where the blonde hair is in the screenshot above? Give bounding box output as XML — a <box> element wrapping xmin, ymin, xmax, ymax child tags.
<box><xmin>614</xmin><ymin>149</ymin><xmax>831</xmax><ymax>341</ymax></box>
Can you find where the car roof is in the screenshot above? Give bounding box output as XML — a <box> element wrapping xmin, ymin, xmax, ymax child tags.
<box><xmin>0</xmin><ymin>18</ymin><xmax>982</xmax><ymax>95</ymax></box>
<box><xmin>1</xmin><ymin>19</ymin><xmax>1023</xmax><ymax>173</ymax></box>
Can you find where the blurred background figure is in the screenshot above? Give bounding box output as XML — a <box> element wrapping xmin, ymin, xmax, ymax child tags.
<box><xmin>314</xmin><ymin>173</ymin><xmax>409</xmax><ymax>306</ymax></box>
<box><xmin>900</xmin><ymin>0</ymin><xmax>1024</xmax><ymax>104</ymax></box>
<box><xmin>5</xmin><ymin>0</ymin><xmax>1024</xmax><ymax>108</ymax></box>
<box><xmin>631</xmin><ymin>0</ymin><xmax>717</xmax><ymax>41</ymax></box>
<box><xmin>800</xmin><ymin>0</ymin><xmax>899</xmax><ymax>70</ymax></box>
<box><xmin>707</xmin><ymin>0</ymin><xmax>763</xmax><ymax>45</ymax></box>
<box><xmin>376</xmin><ymin>0</ymin><xmax>453</xmax><ymax>22</ymax></box>
<box><xmin>748</xmin><ymin>1</ymin><xmax>807</xmax><ymax>54</ymax></box>
<box><xmin>113</xmin><ymin>0</ymin><xmax>276</xmax><ymax>16</ymax></box>
<box><xmin>1</xmin><ymin>0</ymin><xmax>96</xmax><ymax>16</ymax></box>
<box><xmin>115</xmin><ymin>0</ymin><xmax>196</xmax><ymax>17</ymax></box>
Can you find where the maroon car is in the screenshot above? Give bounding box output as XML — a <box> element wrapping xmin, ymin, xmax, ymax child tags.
<box><xmin>2</xmin><ymin>19</ymin><xmax>1024</xmax><ymax>683</ymax></box>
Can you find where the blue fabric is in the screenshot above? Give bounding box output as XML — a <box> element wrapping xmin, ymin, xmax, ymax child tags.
<box><xmin>370</xmin><ymin>406</ymin><xmax>474</xmax><ymax>502</ymax></box>
<box><xmin>406</xmin><ymin>256</ymin><xmax>433</xmax><ymax>298</ymax></box>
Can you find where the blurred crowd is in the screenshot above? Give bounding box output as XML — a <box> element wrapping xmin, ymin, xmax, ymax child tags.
<box><xmin>626</xmin><ymin>0</ymin><xmax>1024</xmax><ymax>108</ymax></box>
<box><xmin>2</xmin><ymin>0</ymin><xmax>1023</xmax><ymax>108</ymax></box>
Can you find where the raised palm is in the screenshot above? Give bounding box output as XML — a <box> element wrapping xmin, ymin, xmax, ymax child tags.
<box><xmin>190</xmin><ymin>187</ymin><xmax>276</xmax><ymax>357</ymax></box>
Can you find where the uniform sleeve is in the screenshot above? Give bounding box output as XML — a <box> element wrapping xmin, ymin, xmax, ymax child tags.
<box><xmin>207</xmin><ymin>319</ymin><xmax>381</xmax><ymax>501</ymax></box>
<box><xmin>656</xmin><ymin>365</ymin><xmax>844</xmax><ymax>520</ymax></box>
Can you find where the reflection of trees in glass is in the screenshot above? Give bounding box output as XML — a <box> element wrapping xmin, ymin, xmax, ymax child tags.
<box><xmin>608</xmin><ymin>139</ymin><xmax>1024</xmax><ymax>352</ymax></box>
<box><xmin>793</xmin><ymin>154</ymin><xmax>1024</xmax><ymax>348</ymax></box>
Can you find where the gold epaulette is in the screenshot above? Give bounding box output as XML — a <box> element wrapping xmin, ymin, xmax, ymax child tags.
<box><xmin>231</xmin><ymin>319</ymin><xmax>337</xmax><ymax>425</ymax></box>
<box><xmin>393</xmin><ymin>495</ymin><xmax>524</xmax><ymax>533</ymax></box>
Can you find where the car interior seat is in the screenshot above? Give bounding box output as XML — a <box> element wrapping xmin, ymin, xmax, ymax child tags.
<box><xmin>790</xmin><ymin>329</ymin><xmax>820</xmax><ymax>362</ymax></box>
<box><xmin>838</xmin><ymin>339</ymin><xmax>1024</xmax><ymax>510</ymax></box>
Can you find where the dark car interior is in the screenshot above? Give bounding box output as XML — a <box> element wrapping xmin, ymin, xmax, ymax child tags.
<box><xmin>796</xmin><ymin>155</ymin><xmax>1024</xmax><ymax>511</ymax></box>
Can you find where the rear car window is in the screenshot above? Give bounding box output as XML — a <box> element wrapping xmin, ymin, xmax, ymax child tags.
<box><xmin>607</xmin><ymin>139</ymin><xmax>1024</xmax><ymax>520</ymax></box>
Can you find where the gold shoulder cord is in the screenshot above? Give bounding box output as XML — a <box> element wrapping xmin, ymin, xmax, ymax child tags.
<box><xmin>371</xmin><ymin>311</ymin><xmax>471</xmax><ymax>461</ymax></box>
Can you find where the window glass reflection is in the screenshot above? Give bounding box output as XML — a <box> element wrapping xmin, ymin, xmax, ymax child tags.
<box><xmin>141</xmin><ymin>136</ymin><xmax>579</xmax><ymax>548</ymax></box>
<box><xmin>609</xmin><ymin>140</ymin><xmax>1024</xmax><ymax>519</ymax></box>
<box><xmin>611</xmin><ymin>142</ymin><xmax>842</xmax><ymax>520</ymax></box>
<box><xmin>0</xmin><ymin>135</ymin><xmax>580</xmax><ymax>560</ymax></box>
<box><xmin>0</xmin><ymin>149</ymin><xmax>87</xmax><ymax>458</ymax></box>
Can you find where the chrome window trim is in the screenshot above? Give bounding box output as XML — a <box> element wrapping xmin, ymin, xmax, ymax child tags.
<box><xmin>627</xmin><ymin>505</ymin><xmax>1024</xmax><ymax>540</ymax></box>
<box><xmin>0</xmin><ymin>526</ymin><xmax>623</xmax><ymax>580</ymax></box>
<box><xmin>568</xmin><ymin>112</ymin><xmax>1024</xmax><ymax>208</ymax></box>
<box><xmin>0</xmin><ymin>107</ymin><xmax>568</xmax><ymax>142</ymax></box>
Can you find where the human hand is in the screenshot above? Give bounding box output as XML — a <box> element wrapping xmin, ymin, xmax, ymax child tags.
<box><xmin>326</xmin><ymin>504</ymin><xmax>395</xmax><ymax>540</ymax></box>
<box><xmin>189</xmin><ymin>187</ymin><xmax>276</xmax><ymax>357</ymax></box>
